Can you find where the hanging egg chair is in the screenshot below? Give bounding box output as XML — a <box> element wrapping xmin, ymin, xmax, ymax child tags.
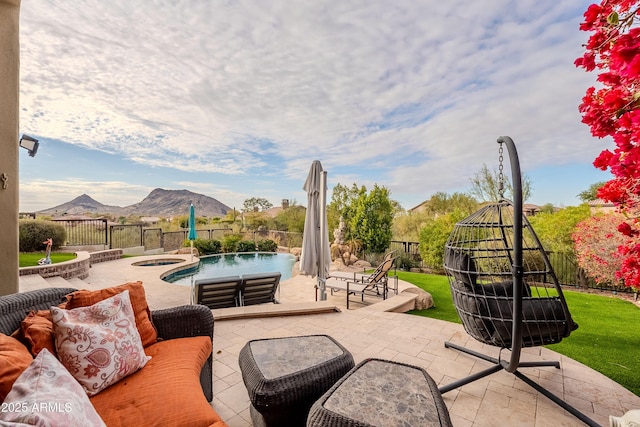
<box><xmin>438</xmin><ymin>136</ymin><xmax>597</xmax><ymax>427</ymax></box>
<box><xmin>443</xmin><ymin>199</ymin><xmax>576</xmax><ymax>349</ymax></box>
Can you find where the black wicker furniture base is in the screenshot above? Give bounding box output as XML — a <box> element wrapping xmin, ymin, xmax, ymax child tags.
<box><xmin>238</xmin><ymin>334</ymin><xmax>355</xmax><ymax>427</ymax></box>
<box><xmin>307</xmin><ymin>358</ymin><xmax>453</xmax><ymax>427</ymax></box>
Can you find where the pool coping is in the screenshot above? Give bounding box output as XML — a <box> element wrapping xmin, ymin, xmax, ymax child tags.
<box><xmin>212</xmin><ymin>301</ymin><xmax>341</xmax><ymax>320</ymax></box>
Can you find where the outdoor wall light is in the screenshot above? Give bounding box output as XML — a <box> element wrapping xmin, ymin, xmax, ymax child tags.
<box><xmin>19</xmin><ymin>134</ymin><xmax>39</xmax><ymax>157</ymax></box>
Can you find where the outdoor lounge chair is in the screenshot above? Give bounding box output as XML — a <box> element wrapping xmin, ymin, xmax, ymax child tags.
<box><xmin>240</xmin><ymin>272</ymin><xmax>282</xmax><ymax>306</ymax></box>
<box><xmin>195</xmin><ymin>275</ymin><xmax>243</xmax><ymax>309</ymax></box>
<box><xmin>328</xmin><ymin>250</ymin><xmax>397</xmax><ymax>282</ymax></box>
<box><xmin>325</xmin><ymin>256</ymin><xmax>396</xmax><ymax>309</ymax></box>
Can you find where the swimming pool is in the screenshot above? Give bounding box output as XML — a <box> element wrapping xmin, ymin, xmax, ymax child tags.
<box><xmin>164</xmin><ymin>252</ymin><xmax>297</xmax><ymax>285</ymax></box>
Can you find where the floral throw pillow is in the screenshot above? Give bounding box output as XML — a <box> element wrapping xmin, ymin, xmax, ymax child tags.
<box><xmin>0</xmin><ymin>348</ymin><xmax>106</xmax><ymax>427</ymax></box>
<box><xmin>51</xmin><ymin>290</ymin><xmax>151</xmax><ymax>396</ymax></box>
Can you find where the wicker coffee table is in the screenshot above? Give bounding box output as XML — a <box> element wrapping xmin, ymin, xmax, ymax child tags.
<box><xmin>307</xmin><ymin>358</ymin><xmax>453</xmax><ymax>427</ymax></box>
<box><xmin>238</xmin><ymin>334</ymin><xmax>355</xmax><ymax>427</ymax></box>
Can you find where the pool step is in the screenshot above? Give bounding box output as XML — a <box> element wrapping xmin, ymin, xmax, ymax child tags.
<box><xmin>212</xmin><ymin>301</ymin><xmax>340</xmax><ymax>321</ymax></box>
<box><xmin>18</xmin><ymin>275</ymin><xmax>91</xmax><ymax>293</ymax></box>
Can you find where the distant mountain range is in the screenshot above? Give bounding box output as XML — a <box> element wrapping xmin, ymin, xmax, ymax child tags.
<box><xmin>37</xmin><ymin>188</ymin><xmax>232</xmax><ymax>218</ymax></box>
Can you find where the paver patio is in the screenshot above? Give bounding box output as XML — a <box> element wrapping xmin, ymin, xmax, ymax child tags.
<box><xmin>19</xmin><ymin>254</ymin><xmax>640</xmax><ymax>426</ymax></box>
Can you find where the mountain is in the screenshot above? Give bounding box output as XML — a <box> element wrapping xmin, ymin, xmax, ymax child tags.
<box><xmin>37</xmin><ymin>194</ymin><xmax>122</xmax><ymax>216</ymax></box>
<box><xmin>37</xmin><ymin>188</ymin><xmax>231</xmax><ymax>218</ymax></box>
<box><xmin>120</xmin><ymin>188</ymin><xmax>231</xmax><ymax>218</ymax></box>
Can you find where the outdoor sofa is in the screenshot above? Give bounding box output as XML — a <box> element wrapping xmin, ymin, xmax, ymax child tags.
<box><xmin>0</xmin><ymin>283</ymin><xmax>227</xmax><ymax>427</ymax></box>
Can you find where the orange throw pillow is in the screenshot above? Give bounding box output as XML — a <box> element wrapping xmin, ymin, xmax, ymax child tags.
<box><xmin>0</xmin><ymin>333</ymin><xmax>33</xmax><ymax>402</ymax></box>
<box><xmin>64</xmin><ymin>281</ymin><xmax>158</xmax><ymax>347</ymax></box>
<box><xmin>13</xmin><ymin>309</ymin><xmax>58</xmax><ymax>357</ymax></box>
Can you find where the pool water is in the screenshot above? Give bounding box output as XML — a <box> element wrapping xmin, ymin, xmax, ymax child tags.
<box><xmin>165</xmin><ymin>252</ymin><xmax>297</xmax><ymax>285</ymax></box>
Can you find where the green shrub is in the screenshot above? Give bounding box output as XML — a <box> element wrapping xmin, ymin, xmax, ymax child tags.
<box><xmin>257</xmin><ymin>239</ymin><xmax>278</xmax><ymax>252</ymax></box>
<box><xmin>237</xmin><ymin>240</ymin><xmax>257</xmax><ymax>252</ymax></box>
<box><xmin>188</xmin><ymin>238</ymin><xmax>221</xmax><ymax>255</ymax></box>
<box><xmin>19</xmin><ymin>220</ymin><xmax>66</xmax><ymax>252</ymax></box>
<box><xmin>221</xmin><ymin>234</ymin><xmax>242</xmax><ymax>253</ymax></box>
<box><xmin>418</xmin><ymin>210</ymin><xmax>466</xmax><ymax>272</ymax></box>
<box><xmin>397</xmin><ymin>254</ymin><xmax>418</xmax><ymax>271</ymax></box>
<box><xmin>361</xmin><ymin>251</ymin><xmax>384</xmax><ymax>265</ymax></box>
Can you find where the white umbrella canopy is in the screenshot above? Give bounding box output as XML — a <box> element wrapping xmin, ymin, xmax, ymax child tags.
<box><xmin>300</xmin><ymin>160</ymin><xmax>331</xmax><ymax>300</ymax></box>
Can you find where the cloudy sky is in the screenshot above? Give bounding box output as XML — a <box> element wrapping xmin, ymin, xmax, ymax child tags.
<box><xmin>18</xmin><ymin>0</ymin><xmax>612</xmax><ymax>213</ymax></box>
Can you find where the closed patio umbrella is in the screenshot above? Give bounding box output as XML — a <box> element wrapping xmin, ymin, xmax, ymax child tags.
<box><xmin>188</xmin><ymin>203</ymin><xmax>197</xmax><ymax>304</ymax></box>
<box><xmin>300</xmin><ymin>160</ymin><xmax>331</xmax><ymax>301</ymax></box>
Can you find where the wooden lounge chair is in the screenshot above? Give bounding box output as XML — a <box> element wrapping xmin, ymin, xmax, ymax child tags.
<box><xmin>325</xmin><ymin>256</ymin><xmax>396</xmax><ymax>309</ymax></box>
<box><xmin>240</xmin><ymin>272</ymin><xmax>282</xmax><ymax>306</ymax></box>
<box><xmin>195</xmin><ymin>275</ymin><xmax>242</xmax><ymax>309</ymax></box>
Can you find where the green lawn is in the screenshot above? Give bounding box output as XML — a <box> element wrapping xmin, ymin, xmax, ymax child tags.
<box><xmin>19</xmin><ymin>253</ymin><xmax>77</xmax><ymax>267</ymax></box>
<box><xmin>398</xmin><ymin>271</ymin><xmax>640</xmax><ymax>397</ymax></box>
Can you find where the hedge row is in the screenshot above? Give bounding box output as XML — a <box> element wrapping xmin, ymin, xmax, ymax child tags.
<box><xmin>187</xmin><ymin>237</ymin><xmax>278</xmax><ymax>255</ymax></box>
<box><xmin>19</xmin><ymin>220</ymin><xmax>66</xmax><ymax>252</ymax></box>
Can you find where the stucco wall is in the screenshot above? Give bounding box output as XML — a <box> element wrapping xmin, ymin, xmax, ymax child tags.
<box><xmin>0</xmin><ymin>0</ymin><xmax>20</xmax><ymax>296</ymax></box>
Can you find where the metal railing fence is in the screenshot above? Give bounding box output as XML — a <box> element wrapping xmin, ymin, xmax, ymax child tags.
<box><xmin>52</xmin><ymin>218</ymin><xmax>108</xmax><ymax>246</ymax></box>
<box><xmin>389</xmin><ymin>240</ymin><xmax>421</xmax><ymax>262</ymax></box>
<box><xmin>49</xmin><ymin>219</ymin><xmax>634</xmax><ymax>294</ymax></box>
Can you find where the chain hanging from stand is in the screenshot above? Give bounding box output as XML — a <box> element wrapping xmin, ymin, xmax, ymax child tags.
<box><xmin>498</xmin><ymin>142</ymin><xmax>505</xmax><ymax>199</ymax></box>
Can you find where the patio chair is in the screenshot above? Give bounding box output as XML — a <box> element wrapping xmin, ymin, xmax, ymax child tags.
<box><xmin>438</xmin><ymin>136</ymin><xmax>597</xmax><ymax>427</ymax></box>
<box><xmin>195</xmin><ymin>275</ymin><xmax>243</xmax><ymax>309</ymax></box>
<box><xmin>325</xmin><ymin>256</ymin><xmax>396</xmax><ymax>309</ymax></box>
<box><xmin>239</xmin><ymin>272</ymin><xmax>282</xmax><ymax>306</ymax></box>
<box><xmin>329</xmin><ymin>250</ymin><xmax>397</xmax><ymax>282</ymax></box>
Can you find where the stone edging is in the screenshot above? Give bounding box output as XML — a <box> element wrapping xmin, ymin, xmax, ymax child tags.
<box><xmin>19</xmin><ymin>249</ymin><xmax>123</xmax><ymax>280</ymax></box>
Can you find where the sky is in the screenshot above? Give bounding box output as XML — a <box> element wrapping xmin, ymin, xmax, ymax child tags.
<box><xmin>18</xmin><ymin>0</ymin><xmax>613</xmax><ymax>214</ymax></box>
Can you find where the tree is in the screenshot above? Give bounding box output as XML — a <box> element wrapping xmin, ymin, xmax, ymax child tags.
<box><xmin>350</xmin><ymin>185</ymin><xmax>394</xmax><ymax>253</ymax></box>
<box><xmin>528</xmin><ymin>204</ymin><xmax>591</xmax><ymax>254</ymax></box>
<box><xmin>327</xmin><ymin>183</ymin><xmax>366</xmax><ymax>242</ymax></box>
<box><xmin>539</xmin><ymin>203</ymin><xmax>556</xmax><ymax>214</ymax></box>
<box><xmin>572</xmin><ymin>213</ymin><xmax>633</xmax><ymax>288</ymax></box>
<box><xmin>393</xmin><ymin>210</ymin><xmax>431</xmax><ymax>242</ymax></box>
<box><xmin>577</xmin><ymin>181</ymin><xmax>607</xmax><ymax>202</ymax></box>
<box><xmin>575</xmin><ymin>1</ymin><xmax>640</xmax><ymax>287</ymax></box>
<box><xmin>418</xmin><ymin>210</ymin><xmax>467</xmax><ymax>271</ymax></box>
<box><xmin>421</xmin><ymin>192</ymin><xmax>478</xmax><ymax>216</ymax></box>
<box><xmin>271</xmin><ymin>205</ymin><xmax>306</xmax><ymax>232</ymax></box>
<box><xmin>469</xmin><ymin>164</ymin><xmax>532</xmax><ymax>202</ymax></box>
<box><xmin>242</xmin><ymin>197</ymin><xmax>273</xmax><ymax>212</ymax></box>
<box><xmin>393</xmin><ymin>192</ymin><xmax>478</xmax><ymax>242</ymax></box>
<box><xmin>327</xmin><ymin>183</ymin><xmax>393</xmax><ymax>254</ymax></box>
<box><xmin>242</xmin><ymin>211</ymin><xmax>268</xmax><ymax>230</ymax></box>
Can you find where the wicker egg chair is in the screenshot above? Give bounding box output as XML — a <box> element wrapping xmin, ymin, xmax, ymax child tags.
<box><xmin>438</xmin><ymin>136</ymin><xmax>597</xmax><ymax>427</ymax></box>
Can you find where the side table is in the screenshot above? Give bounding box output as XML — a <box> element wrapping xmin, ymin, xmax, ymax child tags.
<box><xmin>238</xmin><ymin>334</ymin><xmax>355</xmax><ymax>427</ymax></box>
<box><xmin>307</xmin><ymin>358</ymin><xmax>453</xmax><ymax>427</ymax></box>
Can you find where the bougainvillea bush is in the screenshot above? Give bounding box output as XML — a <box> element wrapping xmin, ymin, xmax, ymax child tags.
<box><xmin>575</xmin><ymin>1</ymin><xmax>640</xmax><ymax>288</ymax></box>
<box><xmin>572</xmin><ymin>214</ymin><xmax>633</xmax><ymax>288</ymax></box>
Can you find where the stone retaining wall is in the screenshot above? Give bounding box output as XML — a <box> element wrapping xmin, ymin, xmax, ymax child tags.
<box><xmin>19</xmin><ymin>249</ymin><xmax>123</xmax><ymax>280</ymax></box>
<box><xmin>89</xmin><ymin>249</ymin><xmax>123</xmax><ymax>264</ymax></box>
<box><xmin>19</xmin><ymin>252</ymin><xmax>91</xmax><ymax>279</ymax></box>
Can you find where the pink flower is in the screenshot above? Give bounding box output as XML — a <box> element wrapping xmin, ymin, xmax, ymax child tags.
<box><xmin>577</xmin><ymin>0</ymin><xmax>640</xmax><ymax>288</ymax></box>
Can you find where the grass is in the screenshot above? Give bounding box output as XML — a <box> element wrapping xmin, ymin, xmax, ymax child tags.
<box><xmin>399</xmin><ymin>272</ymin><xmax>461</xmax><ymax>322</ymax></box>
<box><xmin>397</xmin><ymin>271</ymin><xmax>640</xmax><ymax>397</ymax></box>
<box><xmin>19</xmin><ymin>252</ymin><xmax>77</xmax><ymax>267</ymax></box>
